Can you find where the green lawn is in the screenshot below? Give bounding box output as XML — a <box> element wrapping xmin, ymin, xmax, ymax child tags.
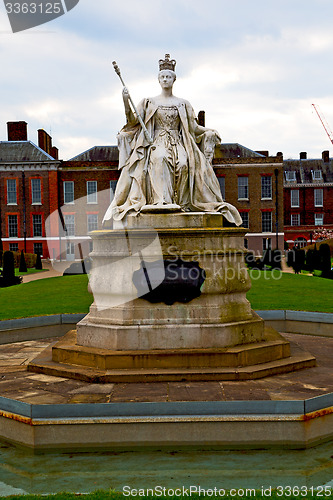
<box><xmin>0</xmin><ymin>275</ymin><xmax>92</xmax><ymax>321</ymax></box>
<box><xmin>0</xmin><ymin>271</ymin><xmax>332</xmax><ymax>322</ymax></box>
<box><xmin>247</xmin><ymin>270</ymin><xmax>333</xmax><ymax>313</ymax></box>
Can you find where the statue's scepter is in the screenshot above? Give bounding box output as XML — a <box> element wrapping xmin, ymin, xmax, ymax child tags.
<box><xmin>112</xmin><ymin>61</ymin><xmax>153</xmax><ymax>145</ymax></box>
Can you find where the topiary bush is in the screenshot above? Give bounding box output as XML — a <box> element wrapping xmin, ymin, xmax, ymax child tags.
<box><xmin>0</xmin><ymin>250</ymin><xmax>22</xmax><ymax>287</ymax></box>
<box><xmin>19</xmin><ymin>250</ymin><xmax>27</xmax><ymax>273</ymax></box>
<box><xmin>35</xmin><ymin>252</ymin><xmax>43</xmax><ymax>270</ymax></box>
<box><xmin>319</xmin><ymin>243</ymin><xmax>332</xmax><ymax>278</ymax></box>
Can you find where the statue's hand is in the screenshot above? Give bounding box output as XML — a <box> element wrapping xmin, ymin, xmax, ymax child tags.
<box><xmin>122</xmin><ymin>87</ymin><xmax>130</xmax><ymax>103</ymax></box>
<box><xmin>205</xmin><ymin>129</ymin><xmax>221</xmax><ymax>144</ymax></box>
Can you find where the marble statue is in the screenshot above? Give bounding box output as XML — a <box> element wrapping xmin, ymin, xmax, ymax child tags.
<box><xmin>103</xmin><ymin>54</ymin><xmax>242</xmax><ymax>225</ymax></box>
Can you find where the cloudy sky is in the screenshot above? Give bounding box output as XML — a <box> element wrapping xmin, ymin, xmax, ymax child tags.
<box><xmin>1</xmin><ymin>0</ymin><xmax>333</xmax><ymax>160</ymax></box>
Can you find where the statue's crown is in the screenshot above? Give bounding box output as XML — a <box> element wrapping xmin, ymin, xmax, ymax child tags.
<box><xmin>159</xmin><ymin>54</ymin><xmax>176</xmax><ymax>72</ymax></box>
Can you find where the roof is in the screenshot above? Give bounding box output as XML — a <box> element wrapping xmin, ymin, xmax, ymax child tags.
<box><xmin>0</xmin><ymin>141</ymin><xmax>55</xmax><ymax>162</ymax></box>
<box><xmin>69</xmin><ymin>146</ymin><xmax>119</xmax><ymax>161</ymax></box>
<box><xmin>69</xmin><ymin>143</ymin><xmax>265</xmax><ymax>162</ymax></box>
<box><xmin>284</xmin><ymin>157</ymin><xmax>333</xmax><ymax>184</ymax></box>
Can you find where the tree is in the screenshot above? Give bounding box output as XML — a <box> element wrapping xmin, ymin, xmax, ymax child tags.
<box><xmin>319</xmin><ymin>243</ymin><xmax>331</xmax><ymax>278</ymax></box>
<box><xmin>0</xmin><ymin>251</ymin><xmax>22</xmax><ymax>287</ymax></box>
<box><xmin>19</xmin><ymin>250</ymin><xmax>27</xmax><ymax>273</ymax></box>
<box><xmin>35</xmin><ymin>252</ymin><xmax>43</xmax><ymax>270</ymax></box>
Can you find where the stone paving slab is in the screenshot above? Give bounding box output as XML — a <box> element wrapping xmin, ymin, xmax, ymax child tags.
<box><xmin>0</xmin><ymin>333</ymin><xmax>332</xmax><ymax>404</ymax></box>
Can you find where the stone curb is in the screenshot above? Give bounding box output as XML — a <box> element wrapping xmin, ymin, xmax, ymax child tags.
<box><xmin>1</xmin><ymin>394</ymin><xmax>333</xmax><ymax>420</ymax></box>
<box><xmin>0</xmin><ymin>313</ymin><xmax>86</xmax><ymax>331</ymax></box>
<box><xmin>1</xmin><ymin>311</ymin><xmax>332</xmax><ymax>332</ymax></box>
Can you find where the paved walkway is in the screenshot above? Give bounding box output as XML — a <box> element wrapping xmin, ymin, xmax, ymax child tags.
<box><xmin>22</xmin><ymin>261</ymin><xmax>63</xmax><ymax>283</ymax></box>
<box><xmin>0</xmin><ymin>333</ymin><xmax>332</xmax><ymax>404</ymax></box>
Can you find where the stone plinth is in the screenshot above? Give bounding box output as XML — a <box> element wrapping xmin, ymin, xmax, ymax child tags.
<box><xmin>28</xmin><ymin>212</ymin><xmax>316</xmax><ymax>381</ymax></box>
<box><xmin>77</xmin><ymin>213</ymin><xmax>264</xmax><ymax>351</ymax></box>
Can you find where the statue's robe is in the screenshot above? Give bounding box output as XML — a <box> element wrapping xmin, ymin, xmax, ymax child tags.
<box><xmin>103</xmin><ymin>98</ymin><xmax>242</xmax><ymax>225</ymax></box>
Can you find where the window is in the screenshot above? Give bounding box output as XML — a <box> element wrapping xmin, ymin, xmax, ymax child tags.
<box><xmin>290</xmin><ymin>190</ymin><xmax>299</xmax><ymax>207</ymax></box>
<box><xmin>87</xmin><ymin>181</ymin><xmax>97</xmax><ymax>203</ymax></box>
<box><xmin>291</xmin><ymin>214</ymin><xmax>300</xmax><ymax>226</ymax></box>
<box><xmin>285</xmin><ymin>171</ymin><xmax>296</xmax><ymax>182</ymax></box>
<box><xmin>314</xmin><ymin>213</ymin><xmax>324</xmax><ymax>226</ymax></box>
<box><xmin>294</xmin><ymin>237</ymin><xmax>307</xmax><ymax>248</ymax></box>
<box><xmin>217</xmin><ymin>177</ymin><xmax>225</xmax><ymax>199</ymax></box>
<box><xmin>314</xmin><ymin>189</ymin><xmax>323</xmax><ymax>207</ymax></box>
<box><xmin>64</xmin><ymin>214</ymin><xmax>75</xmax><ymax>236</ymax></box>
<box><xmin>7</xmin><ymin>179</ymin><xmax>17</xmax><ymax>204</ymax></box>
<box><xmin>311</xmin><ymin>170</ymin><xmax>323</xmax><ymax>181</ymax></box>
<box><xmin>32</xmin><ymin>214</ymin><xmax>43</xmax><ymax>237</ymax></box>
<box><xmin>238</xmin><ymin>177</ymin><xmax>248</xmax><ymax>199</ymax></box>
<box><xmin>34</xmin><ymin>243</ymin><xmax>43</xmax><ymax>256</ymax></box>
<box><xmin>263</xmin><ymin>238</ymin><xmax>272</xmax><ymax>251</ymax></box>
<box><xmin>261</xmin><ymin>212</ymin><xmax>272</xmax><ymax>232</ymax></box>
<box><xmin>8</xmin><ymin>215</ymin><xmax>18</xmax><ymax>237</ymax></box>
<box><xmin>244</xmin><ymin>238</ymin><xmax>248</xmax><ymax>249</ymax></box>
<box><xmin>31</xmin><ymin>178</ymin><xmax>41</xmax><ymax>204</ymax></box>
<box><xmin>89</xmin><ymin>241</ymin><xmax>93</xmax><ymax>253</ymax></box>
<box><xmin>240</xmin><ymin>212</ymin><xmax>249</xmax><ymax>228</ymax></box>
<box><xmin>9</xmin><ymin>243</ymin><xmax>18</xmax><ymax>252</ymax></box>
<box><xmin>261</xmin><ymin>176</ymin><xmax>272</xmax><ymax>199</ymax></box>
<box><xmin>64</xmin><ymin>181</ymin><xmax>74</xmax><ymax>204</ymax></box>
<box><xmin>87</xmin><ymin>214</ymin><xmax>98</xmax><ymax>233</ymax></box>
<box><xmin>110</xmin><ymin>180</ymin><xmax>118</xmax><ymax>202</ymax></box>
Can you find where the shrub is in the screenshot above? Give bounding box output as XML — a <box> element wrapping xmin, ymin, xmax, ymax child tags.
<box><xmin>19</xmin><ymin>250</ymin><xmax>28</xmax><ymax>273</ymax></box>
<box><xmin>319</xmin><ymin>243</ymin><xmax>332</xmax><ymax>278</ymax></box>
<box><xmin>35</xmin><ymin>252</ymin><xmax>43</xmax><ymax>270</ymax></box>
<box><xmin>0</xmin><ymin>250</ymin><xmax>22</xmax><ymax>287</ymax></box>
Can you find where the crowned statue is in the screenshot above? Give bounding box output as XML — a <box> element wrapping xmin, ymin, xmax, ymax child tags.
<box><xmin>103</xmin><ymin>54</ymin><xmax>242</xmax><ymax>226</ymax></box>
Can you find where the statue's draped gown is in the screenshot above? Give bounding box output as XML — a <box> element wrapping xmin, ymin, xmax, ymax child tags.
<box><xmin>103</xmin><ymin>98</ymin><xmax>242</xmax><ymax>226</ymax></box>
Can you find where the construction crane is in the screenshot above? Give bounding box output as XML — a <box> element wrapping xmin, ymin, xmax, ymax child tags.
<box><xmin>312</xmin><ymin>103</ymin><xmax>333</xmax><ymax>145</ymax></box>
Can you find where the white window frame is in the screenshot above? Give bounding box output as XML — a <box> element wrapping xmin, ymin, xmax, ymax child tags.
<box><xmin>314</xmin><ymin>213</ymin><xmax>324</xmax><ymax>226</ymax></box>
<box><xmin>314</xmin><ymin>189</ymin><xmax>323</xmax><ymax>207</ymax></box>
<box><xmin>110</xmin><ymin>180</ymin><xmax>118</xmax><ymax>202</ymax></box>
<box><xmin>261</xmin><ymin>212</ymin><xmax>272</xmax><ymax>233</ymax></box>
<box><xmin>285</xmin><ymin>171</ymin><xmax>296</xmax><ymax>182</ymax></box>
<box><xmin>238</xmin><ymin>177</ymin><xmax>249</xmax><ymax>200</ymax></box>
<box><xmin>8</xmin><ymin>215</ymin><xmax>18</xmax><ymax>238</ymax></box>
<box><xmin>261</xmin><ymin>176</ymin><xmax>272</xmax><ymax>199</ymax></box>
<box><xmin>311</xmin><ymin>170</ymin><xmax>323</xmax><ymax>181</ymax></box>
<box><xmin>240</xmin><ymin>212</ymin><xmax>249</xmax><ymax>228</ymax></box>
<box><xmin>32</xmin><ymin>214</ymin><xmax>43</xmax><ymax>237</ymax></box>
<box><xmin>64</xmin><ymin>214</ymin><xmax>75</xmax><ymax>236</ymax></box>
<box><xmin>7</xmin><ymin>179</ymin><xmax>17</xmax><ymax>205</ymax></box>
<box><xmin>64</xmin><ymin>181</ymin><xmax>75</xmax><ymax>205</ymax></box>
<box><xmin>87</xmin><ymin>181</ymin><xmax>97</xmax><ymax>204</ymax></box>
<box><xmin>291</xmin><ymin>214</ymin><xmax>300</xmax><ymax>226</ymax></box>
<box><xmin>87</xmin><ymin>214</ymin><xmax>98</xmax><ymax>233</ymax></box>
<box><xmin>290</xmin><ymin>190</ymin><xmax>299</xmax><ymax>208</ymax></box>
<box><xmin>31</xmin><ymin>178</ymin><xmax>42</xmax><ymax>205</ymax></box>
<box><xmin>218</xmin><ymin>177</ymin><xmax>225</xmax><ymax>200</ymax></box>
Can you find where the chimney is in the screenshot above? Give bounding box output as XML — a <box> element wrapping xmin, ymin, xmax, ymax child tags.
<box><xmin>198</xmin><ymin>110</ymin><xmax>205</xmax><ymax>127</ymax></box>
<box><xmin>300</xmin><ymin>152</ymin><xmax>307</xmax><ymax>159</ymax></box>
<box><xmin>322</xmin><ymin>150</ymin><xmax>329</xmax><ymax>163</ymax></box>
<box><xmin>50</xmin><ymin>146</ymin><xmax>59</xmax><ymax>160</ymax></box>
<box><xmin>7</xmin><ymin>121</ymin><xmax>28</xmax><ymax>141</ymax></box>
<box><xmin>38</xmin><ymin>129</ymin><xmax>52</xmax><ymax>155</ymax></box>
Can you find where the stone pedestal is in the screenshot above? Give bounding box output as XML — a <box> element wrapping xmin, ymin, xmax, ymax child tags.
<box><xmin>28</xmin><ymin>212</ymin><xmax>316</xmax><ymax>381</ymax></box>
<box><xmin>77</xmin><ymin>213</ymin><xmax>264</xmax><ymax>350</ymax></box>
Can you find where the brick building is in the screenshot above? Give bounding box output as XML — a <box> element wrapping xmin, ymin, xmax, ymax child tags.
<box><xmin>214</xmin><ymin>146</ymin><xmax>284</xmax><ymax>254</ymax></box>
<box><xmin>0</xmin><ymin>122</ymin><xmax>60</xmax><ymax>257</ymax></box>
<box><xmin>0</xmin><ymin>120</ymin><xmax>285</xmax><ymax>261</ymax></box>
<box><xmin>283</xmin><ymin>151</ymin><xmax>333</xmax><ymax>247</ymax></box>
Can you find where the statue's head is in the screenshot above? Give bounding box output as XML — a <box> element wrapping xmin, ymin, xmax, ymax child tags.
<box><xmin>158</xmin><ymin>54</ymin><xmax>176</xmax><ymax>85</ymax></box>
